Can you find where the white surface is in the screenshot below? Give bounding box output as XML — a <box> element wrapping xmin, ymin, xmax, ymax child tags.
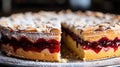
<box><xmin>0</xmin><ymin>51</ymin><xmax>120</xmax><ymax>67</ymax></box>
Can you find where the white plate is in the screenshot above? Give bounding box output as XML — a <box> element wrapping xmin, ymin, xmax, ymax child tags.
<box><xmin>0</xmin><ymin>51</ymin><xmax>120</xmax><ymax>67</ymax></box>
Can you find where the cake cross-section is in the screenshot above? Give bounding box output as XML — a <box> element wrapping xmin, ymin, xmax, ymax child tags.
<box><xmin>61</xmin><ymin>11</ymin><xmax>120</xmax><ymax>60</ymax></box>
<box><xmin>0</xmin><ymin>10</ymin><xmax>120</xmax><ymax>61</ymax></box>
<box><xmin>0</xmin><ymin>12</ymin><xmax>61</xmax><ymax>61</ymax></box>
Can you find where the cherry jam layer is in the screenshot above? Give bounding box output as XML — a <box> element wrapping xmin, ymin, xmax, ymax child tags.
<box><xmin>62</xmin><ymin>27</ymin><xmax>120</xmax><ymax>53</ymax></box>
<box><xmin>0</xmin><ymin>34</ymin><xmax>60</xmax><ymax>53</ymax></box>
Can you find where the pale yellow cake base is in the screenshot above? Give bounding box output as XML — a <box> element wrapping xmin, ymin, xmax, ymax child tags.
<box><xmin>62</xmin><ymin>32</ymin><xmax>120</xmax><ymax>61</ymax></box>
<box><xmin>1</xmin><ymin>44</ymin><xmax>60</xmax><ymax>62</ymax></box>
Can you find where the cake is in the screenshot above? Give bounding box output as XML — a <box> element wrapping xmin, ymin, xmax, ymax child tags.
<box><xmin>61</xmin><ymin>11</ymin><xmax>120</xmax><ymax>60</ymax></box>
<box><xmin>0</xmin><ymin>12</ymin><xmax>61</xmax><ymax>61</ymax></box>
<box><xmin>0</xmin><ymin>10</ymin><xmax>120</xmax><ymax>61</ymax></box>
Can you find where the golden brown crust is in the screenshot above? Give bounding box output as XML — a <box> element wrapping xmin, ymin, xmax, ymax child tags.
<box><xmin>1</xmin><ymin>44</ymin><xmax>60</xmax><ymax>62</ymax></box>
<box><xmin>61</xmin><ymin>11</ymin><xmax>120</xmax><ymax>42</ymax></box>
<box><xmin>0</xmin><ymin>11</ymin><xmax>61</xmax><ymax>33</ymax></box>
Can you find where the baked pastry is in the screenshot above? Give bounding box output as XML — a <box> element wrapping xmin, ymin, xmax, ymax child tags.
<box><xmin>0</xmin><ymin>10</ymin><xmax>120</xmax><ymax>61</ymax></box>
<box><xmin>61</xmin><ymin>11</ymin><xmax>120</xmax><ymax>60</ymax></box>
<box><xmin>0</xmin><ymin>12</ymin><xmax>61</xmax><ymax>61</ymax></box>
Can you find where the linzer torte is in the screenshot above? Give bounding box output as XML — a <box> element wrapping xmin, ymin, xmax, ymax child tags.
<box><xmin>0</xmin><ymin>10</ymin><xmax>120</xmax><ymax>61</ymax></box>
<box><xmin>61</xmin><ymin>11</ymin><xmax>120</xmax><ymax>60</ymax></box>
<box><xmin>0</xmin><ymin>12</ymin><xmax>61</xmax><ymax>61</ymax></box>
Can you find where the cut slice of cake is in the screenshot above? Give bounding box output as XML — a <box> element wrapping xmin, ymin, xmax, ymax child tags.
<box><xmin>61</xmin><ymin>11</ymin><xmax>120</xmax><ymax>61</ymax></box>
<box><xmin>0</xmin><ymin>12</ymin><xmax>61</xmax><ymax>61</ymax></box>
<box><xmin>0</xmin><ymin>10</ymin><xmax>120</xmax><ymax>62</ymax></box>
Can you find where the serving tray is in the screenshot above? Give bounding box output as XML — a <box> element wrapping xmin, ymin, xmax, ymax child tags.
<box><xmin>0</xmin><ymin>51</ymin><xmax>120</xmax><ymax>67</ymax></box>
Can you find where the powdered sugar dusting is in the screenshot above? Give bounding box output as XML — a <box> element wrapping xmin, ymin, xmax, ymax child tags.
<box><xmin>0</xmin><ymin>11</ymin><xmax>120</xmax><ymax>33</ymax></box>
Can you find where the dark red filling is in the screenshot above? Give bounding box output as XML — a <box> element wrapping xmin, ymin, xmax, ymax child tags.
<box><xmin>0</xmin><ymin>34</ymin><xmax>60</xmax><ymax>53</ymax></box>
<box><xmin>62</xmin><ymin>27</ymin><xmax>120</xmax><ymax>53</ymax></box>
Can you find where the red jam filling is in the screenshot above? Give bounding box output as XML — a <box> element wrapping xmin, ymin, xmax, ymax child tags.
<box><xmin>62</xmin><ymin>27</ymin><xmax>120</xmax><ymax>53</ymax></box>
<box><xmin>0</xmin><ymin>34</ymin><xmax>60</xmax><ymax>53</ymax></box>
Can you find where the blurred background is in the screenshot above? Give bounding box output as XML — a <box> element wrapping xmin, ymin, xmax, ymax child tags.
<box><xmin>0</xmin><ymin>0</ymin><xmax>120</xmax><ymax>16</ymax></box>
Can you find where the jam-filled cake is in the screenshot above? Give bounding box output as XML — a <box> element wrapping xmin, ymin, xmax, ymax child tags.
<box><xmin>0</xmin><ymin>12</ymin><xmax>61</xmax><ymax>61</ymax></box>
<box><xmin>61</xmin><ymin>11</ymin><xmax>120</xmax><ymax>60</ymax></box>
<box><xmin>0</xmin><ymin>10</ymin><xmax>120</xmax><ymax>61</ymax></box>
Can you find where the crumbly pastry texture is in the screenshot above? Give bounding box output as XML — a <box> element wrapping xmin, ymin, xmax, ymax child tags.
<box><xmin>0</xmin><ymin>11</ymin><xmax>61</xmax><ymax>61</ymax></box>
<box><xmin>0</xmin><ymin>10</ymin><xmax>120</xmax><ymax>61</ymax></box>
<box><xmin>0</xmin><ymin>11</ymin><xmax>61</xmax><ymax>33</ymax></box>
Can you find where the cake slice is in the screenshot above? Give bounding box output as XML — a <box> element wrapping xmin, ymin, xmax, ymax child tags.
<box><xmin>0</xmin><ymin>11</ymin><xmax>61</xmax><ymax>61</ymax></box>
<box><xmin>61</xmin><ymin>11</ymin><xmax>120</xmax><ymax>61</ymax></box>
